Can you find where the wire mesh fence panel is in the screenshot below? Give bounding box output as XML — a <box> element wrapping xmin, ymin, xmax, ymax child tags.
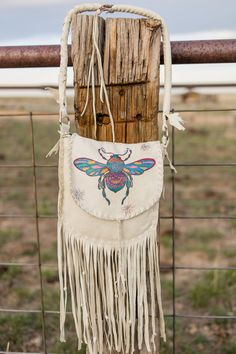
<box><xmin>0</xmin><ymin>86</ymin><xmax>236</xmax><ymax>354</ymax></box>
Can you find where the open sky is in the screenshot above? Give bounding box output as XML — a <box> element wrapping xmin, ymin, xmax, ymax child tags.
<box><xmin>0</xmin><ymin>0</ymin><xmax>235</xmax><ymax>86</ymax></box>
<box><xmin>1</xmin><ymin>0</ymin><xmax>236</xmax><ymax>43</ymax></box>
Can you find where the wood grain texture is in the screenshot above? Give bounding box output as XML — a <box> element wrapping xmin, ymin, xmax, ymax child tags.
<box><xmin>71</xmin><ymin>15</ymin><xmax>161</xmax><ymax>143</ymax></box>
<box><xmin>71</xmin><ymin>14</ymin><xmax>162</xmax><ymax>353</ymax></box>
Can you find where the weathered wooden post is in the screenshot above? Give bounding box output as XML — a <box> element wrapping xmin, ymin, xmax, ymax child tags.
<box><xmin>71</xmin><ymin>14</ymin><xmax>162</xmax><ymax>353</ymax></box>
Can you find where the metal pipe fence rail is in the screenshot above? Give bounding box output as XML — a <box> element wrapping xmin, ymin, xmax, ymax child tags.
<box><xmin>0</xmin><ymin>40</ymin><xmax>236</xmax><ymax>354</ymax></box>
<box><xmin>0</xmin><ymin>40</ymin><xmax>236</xmax><ymax>67</ymax></box>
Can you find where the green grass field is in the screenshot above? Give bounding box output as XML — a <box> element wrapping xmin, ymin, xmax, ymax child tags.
<box><xmin>0</xmin><ymin>93</ymin><xmax>236</xmax><ymax>353</ymax></box>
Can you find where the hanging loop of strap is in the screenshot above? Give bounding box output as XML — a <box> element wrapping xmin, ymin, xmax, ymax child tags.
<box><xmin>59</xmin><ymin>3</ymin><xmax>172</xmax><ymax>138</ymax></box>
<box><xmin>58</xmin><ymin>3</ymin><xmax>184</xmax><ymax>156</ymax></box>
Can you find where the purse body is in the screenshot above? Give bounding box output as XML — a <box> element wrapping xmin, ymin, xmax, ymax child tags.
<box><xmin>58</xmin><ymin>132</ymin><xmax>165</xmax><ymax>353</ymax></box>
<box><xmin>54</xmin><ymin>3</ymin><xmax>184</xmax><ymax>353</ymax></box>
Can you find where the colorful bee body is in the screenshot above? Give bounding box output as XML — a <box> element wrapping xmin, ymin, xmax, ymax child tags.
<box><xmin>74</xmin><ymin>148</ymin><xmax>155</xmax><ymax>205</ymax></box>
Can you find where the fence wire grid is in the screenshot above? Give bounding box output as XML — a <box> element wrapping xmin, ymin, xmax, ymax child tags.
<box><xmin>0</xmin><ymin>80</ymin><xmax>236</xmax><ymax>354</ymax></box>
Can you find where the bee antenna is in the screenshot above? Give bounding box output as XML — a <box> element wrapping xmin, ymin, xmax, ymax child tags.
<box><xmin>102</xmin><ymin>147</ymin><xmax>114</xmax><ymax>154</ymax></box>
<box><xmin>98</xmin><ymin>147</ymin><xmax>111</xmax><ymax>160</ymax></box>
<box><xmin>122</xmin><ymin>148</ymin><xmax>132</xmax><ymax>161</ymax></box>
<box><xmin>117</xmin><ymin>148</ymin><xmax>129</xmax><ymax>156</ymax></box>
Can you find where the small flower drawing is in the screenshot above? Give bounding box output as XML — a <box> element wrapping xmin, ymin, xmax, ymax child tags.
<box><xmin>122</xmin><ymin>203</ymin><xmax>135</xmax><ymax>216</ymax></box>
<box><xmin>74</xmin><ymin>188</ymin><xmax>85</xmax><ymax>201</ymax></box>
<box><xmin>141</xmin><ymin>143</ymin><xmax>150</xmax><ymax>151</ymax></box>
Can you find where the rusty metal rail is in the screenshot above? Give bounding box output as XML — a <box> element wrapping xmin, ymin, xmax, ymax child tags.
<box><xmin>0</xmin><ymin>83</ymin><xmax>236</xmax><ymax>90</ymax></box>
<box><xmin>0</xmin><ymin>40</ymin><xmax>236</xmax><ymax>67</ymax></box>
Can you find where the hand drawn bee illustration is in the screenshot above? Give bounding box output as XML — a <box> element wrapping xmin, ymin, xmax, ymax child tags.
<box><xmin>73</xmin><ymin>148</ymin><xmax>155</xmax><ymax>205</ymax></box>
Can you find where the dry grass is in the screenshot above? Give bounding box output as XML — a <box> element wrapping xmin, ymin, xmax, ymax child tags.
<box><xmin>0</xmin><ymin>92</ymin><xmax>236</xmax><ymax>353</ymax></box>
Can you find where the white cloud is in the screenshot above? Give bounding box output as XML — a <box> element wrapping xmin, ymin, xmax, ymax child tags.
<box><xmin>1</xmin><ymin>29</ymin><xmax>236</xmax><ymax>47</ymax></box>
<box><xmin>0</xmin><ymin>64</ymin><xmax>235</xmax><ymax>94</ymax></box>
<box><xmin>0</xmin><ymin>34</ymin><xmax>60</xmax><ymax>46</ymax></box>
<box><xmin>171</xmin><ymin>30</ymin><xmax>236</xmax><ymax>41</ymax></box>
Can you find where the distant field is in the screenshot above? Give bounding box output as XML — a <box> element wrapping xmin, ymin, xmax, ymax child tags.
<box><xmin>0</xmin><ymin>92</ymin><xmax>236</xmax><ymax>353</ymax></box>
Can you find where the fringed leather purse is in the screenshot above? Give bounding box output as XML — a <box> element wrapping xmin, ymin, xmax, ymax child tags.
<box><xmin>48</xmin><ymin>3</ymin><xmax>185</xmax><ymax>353</ymax></box>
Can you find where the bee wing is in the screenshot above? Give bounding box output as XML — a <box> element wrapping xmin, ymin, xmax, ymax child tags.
<box><xmin>74</xmin><ymin>158</ymin><xmax>108</xmax><ymax>176</ymax></box>
<box><xmin>123</xmin><ymin>158</ymin><xmax>156</xmax><ymax>175</ymax></box>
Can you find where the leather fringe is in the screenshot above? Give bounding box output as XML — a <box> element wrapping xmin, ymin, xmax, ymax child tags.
<box><xmin>58</xmin><ymin>222</ymin><xmax>166</xmax><ymax>353</ymax></box>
